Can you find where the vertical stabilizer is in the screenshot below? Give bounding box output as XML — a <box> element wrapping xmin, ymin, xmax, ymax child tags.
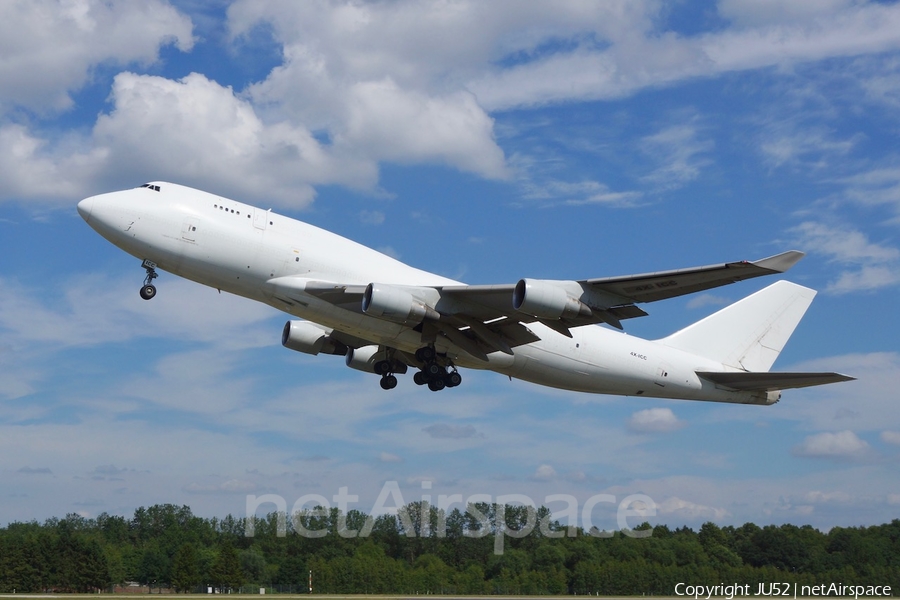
<box><xmin>659</xmin><ymin>281</ymin><xmax>816</xmax><ymax>372</ymax></box>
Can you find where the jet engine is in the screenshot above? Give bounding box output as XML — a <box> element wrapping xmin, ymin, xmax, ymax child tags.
<box><xmin>513</xmin><ymin>279</ymin><xmax>592</xmax><ymax>320</ymax></box>
<box><xmin>361</xmin><ymin>283</ymin><xmax>439</xmax><ymax>326</ymax></box>
<box><xmin>281</xmin><ymin>321</ymin><xmax>348</xmax><ymax>356</ymax></box>
<box><xmin>345</xmin><ymin>346</ymin><xmax>408</xmax><ymax>374</ymax></box>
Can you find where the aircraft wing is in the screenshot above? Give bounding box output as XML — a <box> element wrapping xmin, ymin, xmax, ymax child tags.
<box><xmin>697</xmin><ymin>371</ymin><xmax>856</xmax><ymax>391</ymax></box>
<box><xmin>580</xmin><ymin>250</ymin><xmax>805</xmax><ymax>303</ymax></box>
<box><xmin>434</xmin><ymin>250</ymin><xmax>805</xmax><ymax>331</ymax></box>
<box><xmin>270</xmin><ymin>250</ymin><xmax>804</xmax><ymax>361</ymax></box>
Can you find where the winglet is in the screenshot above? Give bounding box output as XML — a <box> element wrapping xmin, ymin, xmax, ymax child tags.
<box><xmin>751</xmin><ymin>250</ymin><xmax>805</xmax><ymax>273</ymax></box>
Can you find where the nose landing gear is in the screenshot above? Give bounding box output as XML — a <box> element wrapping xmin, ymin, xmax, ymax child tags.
<box><xmin>139</xmin><ymin>259</ymin><xmax>158</xmax><ymax>300</ymax></box>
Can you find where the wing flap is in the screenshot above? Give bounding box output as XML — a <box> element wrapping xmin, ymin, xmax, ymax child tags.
<box><xmin>697</xmin><ymin>371</ymin><xmax>855</xmax><ymax>391</ymax></box>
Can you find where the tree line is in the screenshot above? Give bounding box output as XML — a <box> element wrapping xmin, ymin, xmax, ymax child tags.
<box><xmin>0</xmin><ymin>502</ymin><xmax>898</xmax><ymax>594</ymax></box>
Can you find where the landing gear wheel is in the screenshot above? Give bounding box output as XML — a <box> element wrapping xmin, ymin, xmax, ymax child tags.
<box><xmin>140</xmin><ymin>259</ymin><xmax>159</xmax><ymax>300</ymax></box>
<box><xmin>374</xmin><ymin>360</ymin><xmax>392</xmax><ymax>375</ymax></box>
<box><xmin>445</xmin><ymin>371</ymin><xmax>462</xmax><ymax>388</ymax></box>
<box><xmin>425</xmin><ymin>362</ymin><xmax>443</xmax><ymax>378</ymax></box>
<box><xmin>427</xmin><ymin>378</ymin><xmax>446</xmax><ymax>392</ymax></box>
<box><xmin>415</xmin><ymin>346</ymin><xmax>436</xmax><ymax>362</ymax></box>
<box><xmin>413</xmin><ymin>372</ymin><xmax>428</xmax><ymax>386</ymax></box>
<box><xmin>380</xmin><ymin>374</ymin><xmax>398</xmax><ymax>390</ymax></box>
<box><xmin>139</xmin><ymin>284</ymin><xmax>157</xmax><ymax>300</ymax></box>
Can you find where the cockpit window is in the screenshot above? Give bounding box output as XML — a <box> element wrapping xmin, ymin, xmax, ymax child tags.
<box><xmin>139</xmin><ymin>183</ymin><xmax>161</xmax><ymax>192</ymax></box>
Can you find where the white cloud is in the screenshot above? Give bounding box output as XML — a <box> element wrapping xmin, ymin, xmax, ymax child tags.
<box><xmin>532</xmin><ymin>464</ymin><xmax>558</xmax><ymax>481</ymax></box>
<box><xmin>359</xmin><ymin>210</ymin><xmax>385</xmax><ymax>226</ymax></box>
<box><xmin>627</xmin><ymin>408</ymin><xmax>685</xmax><ymax>433</ymax></box>
<box><xmin>93</xmin><ymin>72</ymin><xmax>374</xmax><ymax>207</ymax></box>
<box><xmin>657</xmin><ymin>496</ymin><xmax>729</xmax><ymax>521</ymax></box>
<box><xmin>0</xmin><ymin>0</ymin><xmax>193</xmax><ymax>114</ymax></box>
<box><xmin>880</xmin><ymin>431</ymin><xmax>900</xmax><ymax>446</ymax></box>
<box><xmin>639</xmin><ymin>123</ymin><xmax>714</xmax><ymax>190</ymax></box>
<box><xmin>789</xmin><ymin>222</ymin><xmax>900</xmax><ymax>293</ymax></box>
<box><xmin>469</xmin><ymin>2</ymin><xmax>900</xmax><ymax>110</ymax></box>
<box><xmin>718</xmin><ymin>0</ymin><xmax>857</xmax><ymax>28</ymax></box>
<box><xmin>379</xmin><ymin>452</ymin><xmax>403</xmax><ymax>463</ymax></box>
<box><xmin>839</xmin><ymin>163</ymin><xmax>900</xmax><ymax>222</ymax></box>
<box><xmin>0</xmin><ymin>73</ymin><xmax>365</xmax><ymax>207</ymax></box>
<box><xmin>859</xmin><ymin>60</ymin><xmax>900</xmax><ymax>110</ymax></box>
<box><xmin>791</xmin><ymin>221</ymin><xmax>900</xmax><ymax>263</ymax></box>
<box><xmin>703</xmin><ymin>3</ymin><xmax>900</xmax><ymax>72</ymax></box>
<box><xmin>776</xmin><ymin>353</ymin><xmax>900</xmax><ymax>434</ymax></box>
<box><xmin>6</xmin><ymin>1</ymin><xmax>900</xmax><ymax>209</ymax></box>
<box><xmin>520</xmin><ymin>178</ymin><xmax>642</xmax><ymax>207</ymax></box>
<box><xmin>803</xmin><ymin>490</ymin><xmax>853</xmax><ymax>505</ymax></box>
<box><xmin>759</xmin><ymin>128</ymin><xmax>861</xmax><ymax>170</ymax></box>
<box><xmin>793</xmin><ymin>430</ymin><xmax>872</xmax><ymax>460</ymax></box>
<box><xmin>337</xmin><ymin>80</ymin><xmax>508</xmax><ymax>180</ymax></box>
<box><xmin>686</xmin><ymin>294</ymin><xmax>730</xmax><ymax>309</ymax></box>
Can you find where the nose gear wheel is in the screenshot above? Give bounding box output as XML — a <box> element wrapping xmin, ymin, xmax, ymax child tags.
<box><xmin>139</xmin><ymin>259</ymin><xmax>158</xmax><ymax>300</ymax></box>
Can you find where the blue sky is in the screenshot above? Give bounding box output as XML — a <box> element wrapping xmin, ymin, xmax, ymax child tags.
<box><xmin>2</xmin><ymin>0</ymin><xmax>900</xmax><ymax>531</ymax></box>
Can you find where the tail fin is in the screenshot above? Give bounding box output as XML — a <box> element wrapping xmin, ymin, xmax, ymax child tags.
<box><xmin>659</xmin><ymin>280</ymin><xmax>816</xmax><ymax>372</ymax></box>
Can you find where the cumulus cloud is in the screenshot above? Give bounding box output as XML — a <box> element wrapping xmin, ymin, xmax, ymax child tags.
<box><xmin>793</xmin><ymin>430</ymin><xmax>872</xmax><ymax>460</ymax></box>
<box><xmin>0</xmin><ymin>0</ymin><xmax>193</xmax><ymax>114</ymax></box>
<box><xmin>627</xmin><ymin>408</ymin><xmax>685</xmax><ymax>433</ymax></box>
<box><xmin>532</xmin><ymin>464</ymin><xmax>558</xmax><ymax>481</ymax></box>
<box><xmin>93</xmin><ymin>72</ymin><xmax>375</xmax><ymax>207</ymax></box>
<box><xmin>5</xmin><ymin>1</ymin><xmax>900</xmax><ymax>208</ymax></box>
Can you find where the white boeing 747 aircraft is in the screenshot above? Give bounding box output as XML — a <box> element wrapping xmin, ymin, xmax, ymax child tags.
<box><xmin>77</xmin><ymin>182</ymin><xmax>853</xmax><ymax>402</ymax></box>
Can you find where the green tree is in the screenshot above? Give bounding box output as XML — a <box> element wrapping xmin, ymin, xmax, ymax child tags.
<box><xmin>208</xmin><ymin>541</ymin><xmax>244</xmax><ymax>591</ymax></box>
<box><xmin>171</xmin><ymin>543</ymin><xmax>201</xmax><ymax>593</ymax></box>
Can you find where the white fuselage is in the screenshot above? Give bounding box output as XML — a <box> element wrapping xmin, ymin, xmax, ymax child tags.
<box><xmin>77</xmin><ymin>183</ymin><xmax>773</xmax><ymax>404</ymax></box>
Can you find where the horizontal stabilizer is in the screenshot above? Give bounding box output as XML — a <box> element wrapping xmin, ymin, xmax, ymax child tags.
<box><xmin>697</xmin><ymin>371</ymin><xmax>855</xmax><ymax>391</ymax></box>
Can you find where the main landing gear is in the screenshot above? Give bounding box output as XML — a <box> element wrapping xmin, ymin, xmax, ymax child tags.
<box><xmin>374</xmin><ymin>351</ymin><xmax>400</xmax><ymax>390</ymax></box>
<box><xmin>372</xmin><ymin>346</ymin><xmax>462</xmax><ymax>392</ymax></box>
<box><xmin>139</xmin><ymin>259</ymin><xmax>158</xmax><ymax>300</ymax></box>
<box><xmin>412</xmin><ymin>346</ymin><xmax>462</xmax><ymax>392</ymax></box>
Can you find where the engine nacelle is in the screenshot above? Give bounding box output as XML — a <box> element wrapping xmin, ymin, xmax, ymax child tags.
<box><xmin>345</xmin><ymin>346</ymin><xmax>407</xmax><ymax>374</ymax></box>
<box><xmin>513</xmin><ymin>279</ymin><xmax>592</xmax><ymax>320</ymax></box>
<box><xmin>282</xmin><ymin>321</ymin><xmax>347</xmax><ymax>356</ymax></box>
<box><xmin>362</xmin><ymin>283</ymin><xmax>438</xmax><ymax>326</ymax></box>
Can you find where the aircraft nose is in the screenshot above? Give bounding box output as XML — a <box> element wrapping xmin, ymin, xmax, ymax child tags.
<box><xmin>77</xmin><ymin>196</ymin><xmax>94</xmax><ymax>223</ymax></box>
